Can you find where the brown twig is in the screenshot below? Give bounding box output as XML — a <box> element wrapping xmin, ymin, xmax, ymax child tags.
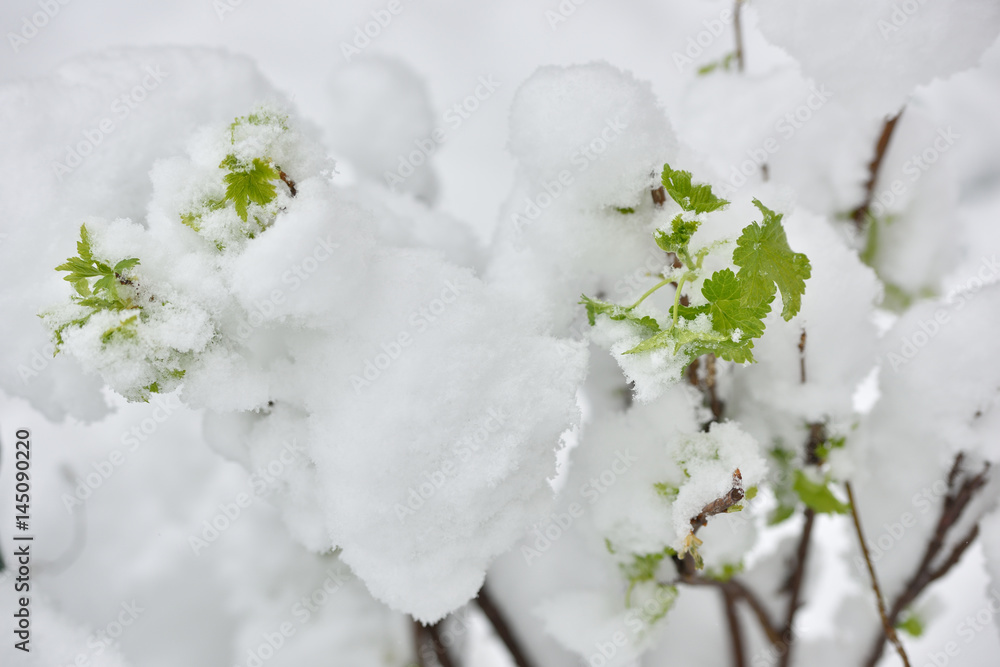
<box><xmin>850</xmin><ymin>111</ymin><xmax>903</xmax><ymax>231</ymax></box>
<box><xmin>413</xmin><ymin>619</ymin><xmax>428</xmax><ymax>667</ymax></box>
<box><xmin>476</xmin><ymin>585</ymin><xmax>536</xmax><ymax>667</ymax></box>
<box><xmin>691</xmin><ymin>469</ymin><xmax>745</xmax><ymax>533</ymax></box>
<box><xmin>413</xmin><ymin>619</ymin><xmax>457</xmax><ymax>667</ymax></box>
<box><xmin>777</xmin><ymin>508</ymin><xmax>814</xmax><ymax>667</ymax></box>
<box><xmin>680</xmin><ymin>575</ymin><xmax>784</xmax><ymax>646</ymax></box>
<box><xmin>687</xmin><ymin>354</ymin><xmax>725</xmax><ymax>430</ymax></box>
<box><xmin>864</xmin><ymin>454</ymin><xmax>990</xmax><ymax>666</ymax></box>
<box><xmin>804</xmin><ymin>422</ymin><xmax>825</xmax><ymax>467</ymax></box>
<box><xmin>652</xmin><ymin>185</ymin><xmax>667</xmax><ymax>207</ymax></box>
<box><xmin>425</xmin><ymin>622</ymin><xmax>456</xmax><ymax>667</ymax></box>
<box><xmin>733</xmin><ymin>0</ymin><xmax>745</xmax><ymax>73</ymax></box>
<box><xmin>279</xmin><ymin>170</ymin><xmax>297</xmax><ymax>197</ymax></box>
<box><xmin>797</xmin><ymin>329</ymin><xmax>807</xmax><ymax>385</ymax></box>
<box><xmin>722</xmin><ymin>586</ymin><xmax>747</xmax><ymax>667</ymax></box>
<box><xmin>725</xmin><ymin>579</ymin><xmax>785</xmax><ymax>647</ymax></box>
<box><xmin>847</xmin><ymin>481</ymin><xmax>912</xmax><ymax>667</ymax></box>
<box><xmin>776</xmin><ymin>421</ymin><xmax>825</xmax><ymax>666</ymax></box>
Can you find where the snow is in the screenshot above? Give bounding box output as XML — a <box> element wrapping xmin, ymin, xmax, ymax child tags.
<box><xmin>508</xmin><ymin>61</ymin><xmax>677</xmax><ymax>211</ymax></box>
<box><xmin>2</xmin><ymin>3</ymin><xmax>1000</xmax><ymax>665</ymax></box>
<box><xmin>326</xmin><ymin>56</ymin><xmax>440</xmax><ymax>202</ymax></box>
<box><xmin>30</xmin><ymin>98</ymin><xmax>589</xmax><ymax>622</ymax></box>
<box><xmin>755</xmin><ymin>0</ymin><xmax>1000</xmax><ymax>120</ymax></box>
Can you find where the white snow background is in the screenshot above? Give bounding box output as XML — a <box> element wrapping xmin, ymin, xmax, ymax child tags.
<box><xmin>2</xmin><ymin>0</ymin><xmax>1000</xmax><ymax>666</ymax></box>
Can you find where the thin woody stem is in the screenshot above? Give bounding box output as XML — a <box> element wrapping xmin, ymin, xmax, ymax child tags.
<box><xmin>846</xmin><ymin>482</ymin><xmax>912</xmax><ymax>667</ymax></box>
<box><xmin>851</xmin><ymin>112</ymin><xmax>903</xmax><ymax>231</ymax></box>
<box><xmin>733</xmin><ymin>0</ymin><xmax>745</xmax><ymax>72</ymax></box>
<box><xmin>864</xmin><ymin>454</ymin><xmax>989</xmax><ymax>666</ymax></box>
<box><xmin>723</xmin><ymin>586</ymin><xmax>747</xmax><ymax>667</ymax></box>
<box><xmin>476</xmin><ymin>586</ymin><xmax>536</xmax><ymax>667</ymax></box>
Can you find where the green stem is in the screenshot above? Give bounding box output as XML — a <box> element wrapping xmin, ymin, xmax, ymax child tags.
<box><xmin>629</xmin><ymin>277</ymin><xmax>671</xmax><ymax>310</ymax></box>
<box><xmin>672</xmin><ymin>274</ymin><xmax>690</xmax><ymax>329</ymax></box>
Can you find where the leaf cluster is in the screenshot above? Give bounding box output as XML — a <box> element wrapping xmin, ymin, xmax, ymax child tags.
<box><xmin>50</xmin><ymin>225</ymin><xmax>142</xmax><ymax>349</ymax></box>
<box><xmin>581</xmin><ymin>164</ymin><xmax>811</xmax><ymax>370</ymax></box>
<box><xmin>220</xmin><ymin>155</ymin><xmax>281</xmax><ymax>223</ymax></box>
<box><xmin>793</xmin><ymin>469</ymin><xmax>850</xmax><ymax>514</ymax></box>
<box><xmin>181</xmin><ymin>108</ymin><xmax>293</xmax><ymax>241</ymax></box>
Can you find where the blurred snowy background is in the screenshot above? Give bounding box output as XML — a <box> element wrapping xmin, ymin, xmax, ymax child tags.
<box><xmin>2</xmin><ymin>0</ymin><xmax>1000</xmax><ymax>666</ymax></box>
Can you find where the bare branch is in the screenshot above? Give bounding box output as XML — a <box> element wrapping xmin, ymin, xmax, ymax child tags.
<box><xmin>279</xmin><ymin>170</ymin><xmax>297</xmax><ymax>197</ymax></box>
<box><xmin>722</xmin><ymin>586</ymin><xmax>747</xmax><ymax>667</ymax></box>
<box><xmin>777</xmin><ymin>508</ymin><xmax>815</xmax><ymax>667</ymax></box>
<box><xmin>866</xmin><ymin>454</ymin><xmax>990</xmax><ymax>666</ymax></box>
<box><xmin>733</xmin><ymin>0</ymin><xmax>745</xmax><ymax>73</ymax></box>
<box><xmin>476</xmin><ymin>585</ymin><xmax>536</xmax><ymax>667</ymax></box>
<box><xmin>652</xmin><ymin>185</ymin><xmax>667</xmax><ymax>207</ymax></box>
<box><xmin>691</xmin><ymin>469</ymin><xmax>745</xmax><ymax>533</ymax></box>
<box><xmin>851</xmin><ymin>112</ymin><xmax>903</xmax><ymax>231</ymax></box>
<box><xmin>413</xmin><ymin>620</ymin><xmax>428</xmax><ymax>667</ymax></box>
<box><xmin>798</xmin><ymin>329</ymin><xmax>807</xmax><ymax>385</ymax></box>
<box><xmin>847</xmin><ymin>482</ymin><xmax>912</xmax><ymax>667</ymax></box>
<box><xmin>680</xmin><ymin>575</ymin><xmax>784</xmax><ymax>647</ymax></box>
<box><xmin>425</xmin><ymin>622</ymin><xmax>456</xmax><ymax>667</ymax></box>
<box><xmin>687</xmin><ymin>353</ymin><xmax>725</xmax><ymax>430</ymax></box>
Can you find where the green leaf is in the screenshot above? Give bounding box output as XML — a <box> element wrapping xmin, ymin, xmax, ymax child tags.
<box><xmin>697</xmin><ymin>61</ymin><xmax>720</xmax><ymax>76</ymax></box>
<box><xmin>816</xmin><ymin>436</ymin><xmax>846</xmax><ymax>463</ymax></box>
<box><xmin>77</xmin><ymin>224</ymin><xmax>93</xmax><ymax>261</ymax></box>
<box><xmin>793</xmin><ymin>470</ymin><xmax>849</xmax><ymax>514</ymax></box>
<box><xmin>623</xmin><ymin>550</ymin><xmax>671</xmax><ymax>584</ymax></box>
<box><xmin>222</xmin><ymin>157</ymin><xmax>281</xmax><ymax>222</ymax></box>
<box><xmin>654</xmin><ymin>482</ymin><xmax>679</xmax><ymax>501</ymax></box>
<box><xmin>621</xmin><ymin>546</ymin><xmax>678</xmax><ymax>606</ymax></box>
<box><xmin>702</xmin><ymin>268</ymin><xmax>771</xmax><ymax>340</ymax></box>
<box><xmin>661</xmin><ymin>164</ymin><xmax>729</xmax><ymax>214</ymax></box>
<box><xmin>623</xmin><ymin>327</ymin><xmax>680</xmax><ymax>355</ymax></box>
<box><xmin>706</xmin><ymin>561</ymin><xmax>743</xmax><ymax>582</ymax></box>
<box><xmin>732</xmin><ymin>200</ymin><xmax>811</xmax><ymax>319</ymax></box>
<box><xmin>579</xmin><ymin>295</ymin><xmax>659</xmax><ymax>331</ymax></box>
<box><xmin>674</xmin><ymin>303</ymin><xmax>709</xmax><ymax>320</ymax></box>
<box><xmin>229</xmin><ymin>108</ymin><xmax>289</xmax><ymax>143</ymax></box>
<box><xmin>71</xmin><ymin>278</ymin><xmax>91</xmax><ymax>298</ymax></box>
<box><xmin>100</xmin><ymin>314</ymin><xmax>139</xmax><ymax>345</ymax></box>
<box><xmin>54</xmin><ymin>226</ymin><xmax>140</xmax><ymax>314</ymax></box>
<box><xmin>55</xmin><ymin>257</ymin><xmax>104</xmax><ymax>278</ymax></box>
<box><xmin>896</xmin><ymin>613</ymin><xmax>924</xmax><ymax>638</ymax></box>
<box><xmin>93</xmin><ymin>274</ymin><xmax>117</xmax><ymax>293</ymax></box>
<box><xmin>769</xmin><ymin>505</ymin><xmax>796</xmax><ymax>525</ymax></box>
<box><xmin>697</xmin><ymin>52</ymin><xmax>736</xmax><ymax>76</ymax></box>
<box><xmin>699</xmin><ymin>337</ymin><xmax>756</xmax><ymax>364</ymax></box>
<box><xmin>580</xmin><ymin>294</ymin><xmax>615</xmax><ymax>326</ymax></box>
<box><xmin>51</xmin><ymin>312</ymin><xmax>95</xmax><ymax>352</ymax></box>
<box><xmin>114</xmin><ymin>258</ymin><xmax>140</xmax><ymax>274</ymax></box>
<box><xmin>623</xmin><ymin>321</ymin><xmax>730</xmax><ymax>357</ymax></box>
<box><xmin>77</xmin><ymin>296</ymin><xmax>127</xmax><ymax>311</ymax></box>
<box><xmin>654</xmin><ymin>215</ymin><xmax>701</xmax><ymax>256</ymax></box>
<box><xmin>180</xmin><ymin>212</ymin><xmax>202</xmax><ymax>232</ymax></box>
